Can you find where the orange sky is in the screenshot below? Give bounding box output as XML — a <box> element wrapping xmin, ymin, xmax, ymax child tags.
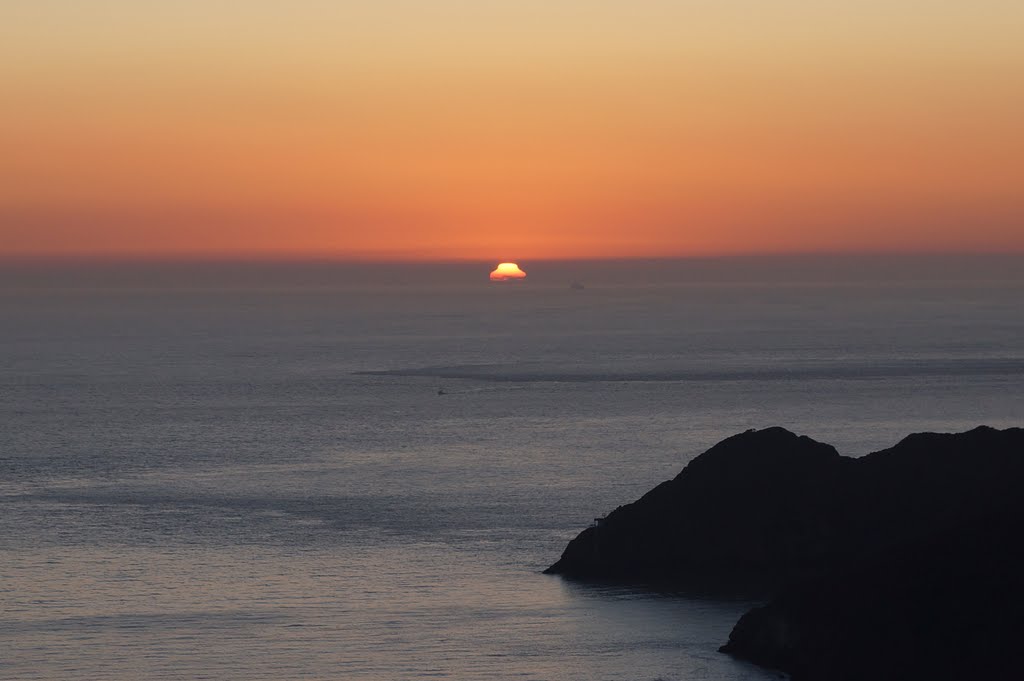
<box><xmin>2</xmin><ymin>1</ymin><xmax>1023</xmax><ymax>260</ymax></box>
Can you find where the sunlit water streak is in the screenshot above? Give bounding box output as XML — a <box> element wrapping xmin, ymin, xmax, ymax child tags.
<box><xmin>1</xmin><ymin>280</ymin><xmax>1021</xmax><ymax>680</ymax></box>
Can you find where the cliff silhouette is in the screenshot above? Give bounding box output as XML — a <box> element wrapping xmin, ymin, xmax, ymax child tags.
<box><xmin>545</xmin><ymin>426</ymin><xmax>1024</xmax><ymax>680</ymax></box>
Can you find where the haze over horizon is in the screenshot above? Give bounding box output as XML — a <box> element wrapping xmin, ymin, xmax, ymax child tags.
<box><xmin>4</xmin><ymin>253</ymin><xmax>1024</xmax><ymax>291</ymax></box>
<box><xmin>3</xmin><ymin>1</ymin><xmax>1023</xmax><ymax>261</ymax></box>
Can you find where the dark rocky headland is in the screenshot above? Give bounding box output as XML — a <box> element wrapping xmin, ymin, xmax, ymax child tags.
<box><xmin>545</xmin><ymin>426</ymin><xmax>1024</xmax><ymax>680</ymax></box>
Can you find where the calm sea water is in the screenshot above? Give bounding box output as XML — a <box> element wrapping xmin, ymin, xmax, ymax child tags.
<box><xmin>2</xmin><ymin>269</ymin><xmax>1022</xmax><ymax>680</ymax></box>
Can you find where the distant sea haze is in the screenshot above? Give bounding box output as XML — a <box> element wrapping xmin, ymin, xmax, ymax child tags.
<box><xmin>2</xmin><ymin>253</ymin><xmax>1023</xmax><ymax>290</ymax></box>
<box><xmin>1</xmin><ymin>263</ymin><xmax>1021</xmax><ymax>680</ymax></box>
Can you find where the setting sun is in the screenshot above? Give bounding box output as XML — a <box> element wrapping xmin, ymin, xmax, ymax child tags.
<box><xmin>489</xmin><ymin>262</ymin><xmax>527</xmax><ymax>282</ymax></box>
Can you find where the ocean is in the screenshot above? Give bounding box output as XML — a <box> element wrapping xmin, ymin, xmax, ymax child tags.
<box><xmin>2</xmin><ymin>258</ymin><xmax>1022</xmax><ymax>680</ymax></box>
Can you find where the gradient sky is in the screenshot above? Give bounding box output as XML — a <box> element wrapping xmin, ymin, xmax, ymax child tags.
<box><xmin>3</xmin><ymin>1</ymin><xmax>1023</xmax><ymax>260</ymax></box>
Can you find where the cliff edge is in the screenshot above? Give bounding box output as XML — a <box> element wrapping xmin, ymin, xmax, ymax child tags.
<box><xmin>545</xmin><ymin>426</ymin><xmax>1024</xmax><ymax>680</ymax></box>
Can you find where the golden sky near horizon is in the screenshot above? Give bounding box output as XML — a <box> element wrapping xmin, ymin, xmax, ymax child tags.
<box><xmin>2</xmin><ymin>1</ymin><xmax>1023</xmax><ymax>260</ymax></box>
